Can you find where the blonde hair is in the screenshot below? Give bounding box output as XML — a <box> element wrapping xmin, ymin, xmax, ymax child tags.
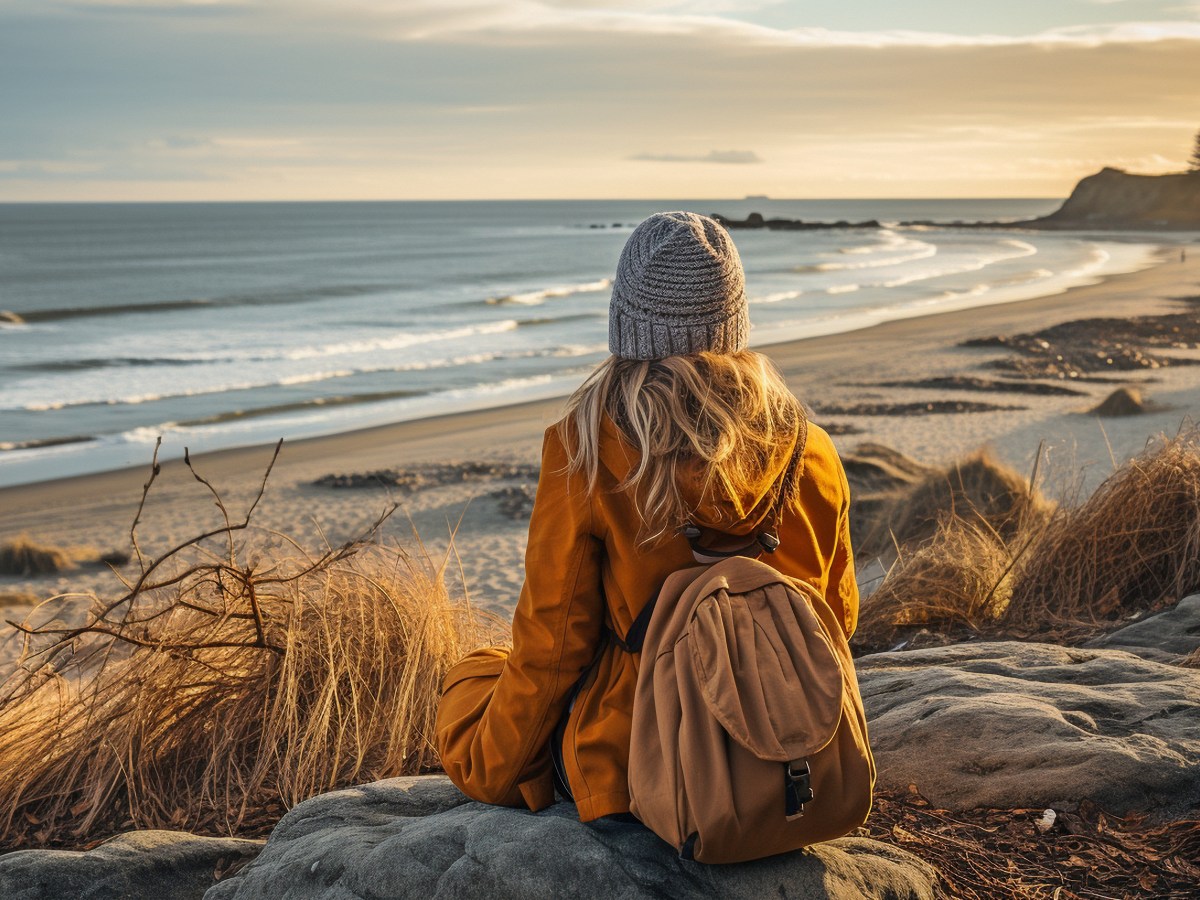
<box><xmin>557</xmin><ymin>351</ymin><xmax>804</xmax><ymax>543</ymax></box>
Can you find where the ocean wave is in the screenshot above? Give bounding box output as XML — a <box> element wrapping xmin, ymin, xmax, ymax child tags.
<box><xmin>105</xmin><ymin>374</ymin><xmax>568</xmax><ymax>446</ymax></box>
<box><xmin>836</xmin><ymin>229</ymin><xmax>908</xmax><ymax>256</ymax></box>
<box><xmin>517</xmin><ymin>312</ymin><xmax>601</xmax><ymax>327</ymax></box>
<box><xmin>168</xmin><ymin>389</ymin><xmax>429</xmax><ymax>429</ymax></box>
<box><xmin>7</xmin><ymin>340</ymin><xmax>602</xmax><ymax>413</ymax></box>
<box><xmin>878</xmin><ymin>239</ymin><xmax>1039</xmax><ymax>288</ymax></box>
<box><xmin>13</xmin><ymin>321</ymin><xmax>528</xmax><ymax>374</ymax></box>
<box><xmin>802</xmin><ymin>241</ymin><xmax>938</xmax><ymax>273</ymax></box>
<box><xmin>14</xmin><ymin>356</ymin><xmax>207</xmax><ymax>373</ymax></box>
<box><xmin>0</xmin><ymin>435</ymin><xmax>96</xmax><ymax>452</ymax></box>
<box><xmin>749</xmin><ymin>290</ymin><xmax>804</xmax><ymax>305</ymax></box>
<box><xmin>1062</xmin><ymin>245</ymin><xmax>1111</xmax><ymax>278</ymax></box>
<box><xmin>10</xmin><ymin>283</ymin><xmax>400</xmax><ymax>324</ymax></box>
<box><xmin>281</xmin><ymin>320</ymin><xmax>519</xmax><ymax>361</ymax></box>
<box><xmin>826</xmin><ymin>284</ymin><xmax>861</xmax><ymax>295</ymax></box>
<box><xmin>486</xmin><ymin>278</ymin><xmax>610</xmax><ymax>306</ymax></box>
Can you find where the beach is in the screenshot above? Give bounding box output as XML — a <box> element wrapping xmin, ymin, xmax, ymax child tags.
<box><xmin>2</xmin><ymin>246</ymin><xmax>1197</xmax><ymax>635</ymax></box>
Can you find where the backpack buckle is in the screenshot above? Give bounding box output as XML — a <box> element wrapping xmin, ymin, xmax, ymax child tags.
<box><xmin>757</xmin><ymin>531</ymin><xmax>780</xmax><ymax>554</ymax></box>
<box><xmin>785</xmin><ymin>759</ymin><xmax>814</xmax><ymax>820</ymax></box>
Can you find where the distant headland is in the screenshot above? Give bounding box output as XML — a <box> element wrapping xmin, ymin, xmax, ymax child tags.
<box><xmin>1015</xmin><ymin>168</ymin><xmax>1200</xmax><ymax>231</ymax></box>
<box><xmin>716</xmin><ymin>169</ymin><xmax>1200</xmax><ymax>232</ymax></box>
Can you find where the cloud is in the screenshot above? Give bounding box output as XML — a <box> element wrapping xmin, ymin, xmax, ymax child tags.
<box><xmin>372</xmin><ymin>0</ymin><xmax>1200</xmax><ymax>47</ymax></box>
<box><xmin>631</xmin><ymin>150</ymin><xmax>763</xmax><ymax>164</ymax></box>
<box><xmin>3</xmin><ymin>0</ymin><xmax>1199</xmax><ymax>200</ymax></box>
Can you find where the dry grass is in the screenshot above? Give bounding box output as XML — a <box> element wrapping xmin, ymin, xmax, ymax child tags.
<box><xmin>0</xmin><ymin>591</ymin><xmax>41</xmax><ymax>607</ymax></box>
<box><xmin>0</xmin><ymin>442</ymin><xmax>505</xmax><ymax>848</ymax></box>
<box><xmin>851</xmin><ymin>519</ymin><xmax>1016</xmax><ymax>655</ymax></box>
<box><xmin>0</xmin><ymin>536</ymin><xmax>78</xmax><ymax>576</ymax></box>
<box><xmin>857</xmin><ymin>450</ymin><xmax>1051</xmax><ymax>562</ymax></box>
<box><xmin>1003</xmin><ymin>429</ymin><xmax>1200</xmax><ymax>635</ymax></box>
<box><xmin>855</xmin><ymin>429</ymin><xmax>1200</xmax><ymax>652</ymax></box>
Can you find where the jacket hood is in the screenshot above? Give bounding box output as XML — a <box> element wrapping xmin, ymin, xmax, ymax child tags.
<box><xmin>597</xmin><ymin>414</ymin><xmax>807</xmax><ymax>536</ymax></box>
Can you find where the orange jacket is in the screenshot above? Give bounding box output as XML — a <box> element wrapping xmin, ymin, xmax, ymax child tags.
<box><xmin>435</xmin><ymin>414</ymin><xmax>857</xmax><ymax>821</ymax></box>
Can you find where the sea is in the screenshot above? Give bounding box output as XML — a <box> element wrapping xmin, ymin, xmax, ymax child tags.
<box><xmin>0</xmin><ymin>199</ymin><xmax>1164</xmax><ymax>488</ymax></box>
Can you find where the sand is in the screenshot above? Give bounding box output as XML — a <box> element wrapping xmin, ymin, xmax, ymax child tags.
<box><xmin>2</xmin><ymin>247</ymin><xmax>1198</xmax><ymax>670</ymax></box>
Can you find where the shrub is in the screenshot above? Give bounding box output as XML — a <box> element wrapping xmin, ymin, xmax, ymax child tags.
<box><xmin>0</xmin><ymin>444</ymin><xmax>504</xmax><ymax>847</ymax></box>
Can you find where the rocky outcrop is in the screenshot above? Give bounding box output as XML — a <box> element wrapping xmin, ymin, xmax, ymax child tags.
<box><xmin>0</xmin><ymin>831</ymin><xmax>262</xmax><ymax>900</ymax></box>
<box><xmin>711</xmin><ymin>212</ymin><xmax>881</xmax><ymax>230</ymax></box>
<box><xmin>205</xmin><ymin>777</ymin><xmax>940</xmax><ymax>900</ymax></box>
<box><xmin>1023</xmin><ymin>168</ymin><xmax>1200</xmax><ymax>230</ymax></box>
<box><xmin>859</xmin><ymin>641</ymin><xmax>1200</xmax><ymax>819</ymax></box>
<box><xmin>1084</xmin><ymin>594</ymin><xmax>1200</xmax><ymax>664</ymax></box>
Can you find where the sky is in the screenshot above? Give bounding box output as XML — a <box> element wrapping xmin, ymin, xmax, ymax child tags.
<box><xmin>1</xmin><ymin>0</ymin><xmax>1198</xmax><ymax>201</ymax></box>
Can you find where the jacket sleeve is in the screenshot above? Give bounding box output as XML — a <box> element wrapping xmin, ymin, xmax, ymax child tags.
<box><xmin>436</xmin><ymin>425</ymin><xmax>605</xmax><ymax>809</ymax></box>
<box><xmin>828</xmin><ymin>457</ymin><xmax>859</xmax><ymax>640</ymax></box>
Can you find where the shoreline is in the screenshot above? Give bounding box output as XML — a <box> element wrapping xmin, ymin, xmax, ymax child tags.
<box><xmin>1</xmin><ymin>245</ymin><xmax>1192</xmax><ymax>504</ymax></box>
<box><xmin>0</xmin><ymin>231</ymin><xmax>1174</xmax><ymax>491</ymax></box>
<box><xmin>2</xmin><ymin>247</ymin><xmax>1198</xmax><ymax>617</ymax></box>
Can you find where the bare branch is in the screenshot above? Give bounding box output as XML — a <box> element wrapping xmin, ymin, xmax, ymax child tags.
<box><xmin>129</xmin><ymin>437</ymin><xmax>162</xmax><ymax>572</ymax></box>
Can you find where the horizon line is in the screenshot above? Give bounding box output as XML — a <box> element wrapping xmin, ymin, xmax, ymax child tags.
<box><xmin>0</xmin><ymin>196</ymin><xmax>1065</xmax><ymax>205</ymax></box>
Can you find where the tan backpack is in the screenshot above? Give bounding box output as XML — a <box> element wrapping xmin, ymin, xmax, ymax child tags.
<box><xmin>620</xmin><ymin>555</ymin><xmax>875</xmax><ymax>864</ymax></box>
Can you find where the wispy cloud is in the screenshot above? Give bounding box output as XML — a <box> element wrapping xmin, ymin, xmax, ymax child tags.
<box><xmin>631</xmin><ymin>150</ymin><xmax>763</xmax><ymax>164</ymax></box>
<box><xmin>3</xmin><ymin>0</ymin><xmax>1198</xmax><ymax>200</ymax></box>
<box><xmin>374</xmin><ymin>0</ymin><xmax>1200</xmax><ymax>46</ymax></box>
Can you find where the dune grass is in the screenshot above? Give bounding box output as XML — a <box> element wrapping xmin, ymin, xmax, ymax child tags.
<box><xmin>851</xmin><ymin>518</ymin><xmax>1018</xmax><ymax>654</ymax></box>
<box><xmin>1003</xmin><ymin>429</ymin><xmax>1200</xmax><ymax>634</ymax></box>
<box><xmin>0</xmin><ymin>443</ymin><xmax>504</xmax><ymax>847</ymax></box>
<box><xmin>0</xmin><ymin>536</ymin><xmax>78</xmax><ymax>577</ymax></box>
<box><xmin>854</xmin><ymin>429</ymin><xmax>1200</xmax><ymax>653</ymax></box>
<box><xmin>856</xmin><ymin>450</ymin><xmax>1052</xmax><ymax>563</ymax></box>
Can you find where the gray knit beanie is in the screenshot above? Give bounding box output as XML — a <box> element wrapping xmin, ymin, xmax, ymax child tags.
<box><xmin>608</xmin><ymin>211</ymin><xmax>748</xmax><ymax>360</ymax></box>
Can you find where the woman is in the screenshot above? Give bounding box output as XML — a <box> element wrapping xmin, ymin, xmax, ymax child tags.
<box><xmin>435</xmin><ymin>211</ymin><xmax>857</xmax><ymax>822</ymax></box>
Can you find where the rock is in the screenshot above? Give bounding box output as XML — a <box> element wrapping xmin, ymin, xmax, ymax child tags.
<box><xmin>0</xmin><ymin>831</ymin><xmax>262</xmax><ymax>900</ymax></box>
<box><xmin>207</xmin><ymin>776</ymin><xmax>939</xmax><ymax>900</ymax></box>
<box><xmin>1089</xmin><ymin>386</ymin><xmax>1156</xmax><ymax>416</ymax></box>
<box><xmin>1084</xmin><ymin>595</ymin><xmax>1200</xmax><ymax>664</ymax></box>
<box><xmin>1022</xmin><ymin>168</ymin><xmax>1200</xmax><ymax>231</ymax></box>
<box><xmin>858</xmin><ymin>641</ymin><xmax>1200</xmax><ymax>819</ymax></box>
<box><xmin>711</xmin><ymin>213</ymin><xmax>881</xmax><ymax>231</ymax></box>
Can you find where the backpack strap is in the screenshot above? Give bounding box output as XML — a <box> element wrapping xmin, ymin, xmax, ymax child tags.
<box><xmin>608</xmin><ymin>591</ymin><xmax>658</xmax><ymax>654</ymax></box>
<box><xmin>679</xmin><ymin>524</ymin><xmax>780</xmax><ymax>563</ymax></box>
<box><xmin>610</xmin><ymin>420</ymin><xmax>806</xmax><ymax>654</ymax></box>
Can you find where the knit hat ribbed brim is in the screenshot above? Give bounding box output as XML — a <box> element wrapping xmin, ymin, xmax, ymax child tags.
<box><xmin>608</xmin><ymin>211</ymin><xmax>748</xmax><ymax>360</ymax></box>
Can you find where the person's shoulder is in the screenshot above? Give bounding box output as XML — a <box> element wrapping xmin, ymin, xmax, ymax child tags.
<box><xmin>797</xmin><ymin>420</ymin><xmax>850</xmax><ymax>503</ymax></box>
<box><xmin>801</xmin><ymin>420</ymin><xmax>842</xmax><ymax>468</ymax></box>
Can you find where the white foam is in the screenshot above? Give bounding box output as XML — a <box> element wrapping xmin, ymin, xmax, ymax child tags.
<box><xmin>750</xmin><ymin>290</ymin><xmax>804</xmax><ymax>305</ymax></box>
<box><xmin>281</xmin><ymin>320</ymin><xmax>519</xmax><ymax>361</ymax></box>
<box><xmin>879</xmin><ymin>239</ymin><xmax>1038</xmax><ymax>288</ymax></box>
<box><xmin>807</xmin><ymin>237</ymin><xmax>938</xmax><ymax>272</ymax></box>
<box><xmin>487</xmin><ymin>278</ymin><xmax>611</xmax><ymax>306</ymax></box>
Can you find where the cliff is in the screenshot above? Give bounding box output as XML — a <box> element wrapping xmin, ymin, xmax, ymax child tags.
<box><xmin>1027</xmin><ymin>167</ymin><xmax>1200</xmax><ymax>230</ymax></box>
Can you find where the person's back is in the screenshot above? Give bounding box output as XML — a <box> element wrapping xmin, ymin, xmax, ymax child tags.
<box><xmin>435</xmin><ymin>211</ymin><xmax>858</xmax><ymax>824</ymax></box>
